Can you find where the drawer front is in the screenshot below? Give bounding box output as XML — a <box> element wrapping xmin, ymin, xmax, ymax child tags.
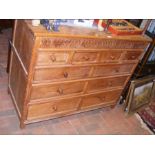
<box><xmin>34</xmin><ymin>66</ymin><xmax>91</xmax><ymax>82</ymax></box>
<box><xmin>122</xmin><ymin>51</ymin><xmax>142</xmax><ymax>61</ymax></box>
<box><xmin>86</xmin><ymin>75</ymin><xmax>129</xmax><ymax>93</ymax></box>
<box><xmin>72</xmin><ymin>51</ymin><xmax>98</xmax><ymax>64</ymax></box>
<box><xmin>80</xmin><ymin>89</ymin><xmax>122</xmax><ymax>109</ymax></box>
<box><xmin>31</xmin><ymin>81</ymin><xmax>85</xmax><ymax>100</ymax></box>
<box><xmin>99</xmin><ymin>50</ymin><xmax>123</xmax><ymax>63</ymax></box>
<box><xmin>92</xmin><ymin>64</ymin><xmax>134</xmax><ymax>77</ymax></box>
<box><xmin>36</xmin><ymin>51</ymin><xmax>69</xmax><ymax>66</ymax></box>
<box><xmin>27</xmin><ymin>98</ymin><xmax>81</xmax><ymax>120</ymax></box>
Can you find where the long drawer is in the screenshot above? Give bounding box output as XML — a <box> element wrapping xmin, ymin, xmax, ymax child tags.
<box><xmin>92</xmin><ymin>63</ymin><xmax>135</xmax><ymax>77</ymax></box>
<box><xmin>86</xmin><ymin>75</ymin><xmax>129</xmax><ymax>93</ymax></box>
<box><xmin>31</xmin><ymin>81</ymin><xmax>86</xmax><ymax>100</ymax></box>
<box><xmin>27</xmin><ymin>97</ymin><xmax>81</xmax><ymax>120</ymax></box>
<box><xmin>80</xmin><ymin>89</ymin><xmax>122</xmax><ymax>110</ymax></box>
<box><xmin>34</xmin><ymin>66</ymin><xmax>91</xmax><ymax>83</ymax></box>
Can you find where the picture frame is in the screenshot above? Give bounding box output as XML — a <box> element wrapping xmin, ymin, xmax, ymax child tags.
<box><xmin>125</xmin><ymin>76</ymin><xmax>155</xmax><ymax>114</ymax></box>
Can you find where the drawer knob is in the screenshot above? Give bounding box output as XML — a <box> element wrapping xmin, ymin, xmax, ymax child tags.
<box><xmin>131</xmin><ymin>55</ymin><xmax>136</xmax><ymax>59</ymax></box>
<box><xmin>50</xmin><ymin>55</ymin><xmax>56</xmax><ymax>62</ymax></box>
<box><xmin>83</xmin><ymin>56</ymin><xmax>90</xmax><ymax>61</ymax></box>
<box><xmin>108</xmin><ymin>81</ymin><xmax>113</xmax><ymax>86</ymax></box>
<box><xmin>115</xmin><ymin>69</ymin><xmax>119</xmax><ymax>73</ymax></box>
<box><xmin>52</xmin><ymin>105</ymin><xmax>57</xmax><ymax>111</ymax></box>
<box><xmin>57</xmin><ymin>88</ymin><xmax>63</xmax><ymax>95</ymax></box>
<box><xmin>110</xmin><ymin>55</ymin><xmax>115</xmax><ymax>60</ymax></box>
<box><xmin>99</xmin><ymin>96</ymin><xmax>105</xmax><ymax>101</ymax></box>
<box><xmin>63</xmin><ymin>72</ymin><xmax>68</xmax><ymax>78</ymax></box>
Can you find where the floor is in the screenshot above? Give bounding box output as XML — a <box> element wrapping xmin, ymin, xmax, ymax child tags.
<box><xmin>0</xmin><ymin>29</ymin><xmax>151</xmax><ymax>135</ymax></box>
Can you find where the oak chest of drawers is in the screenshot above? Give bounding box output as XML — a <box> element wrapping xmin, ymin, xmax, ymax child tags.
<box><xmin>8</xmin><ymin>20</ymin><xmax>151</xmax><ymax>128</ymax></box>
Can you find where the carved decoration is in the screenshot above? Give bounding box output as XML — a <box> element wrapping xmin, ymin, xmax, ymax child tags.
<box><xmin>40</xmin><ymin>37</ymin><xmax>148</xmax><ymax>49</ymax></box>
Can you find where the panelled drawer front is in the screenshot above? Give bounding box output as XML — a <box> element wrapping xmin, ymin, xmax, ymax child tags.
<box><xmin>36</xmin><ymin>51</ymin><xmax>69</xmax><ymax>66</ymax></box>
<box><xmin>72</xmin><ymin>51</ymin><xmax>98</xmax><ymax>64</ymax></box>
<box><xmin>80</xmin><ymin>89</ymin><xmax>122</xmax><ymax>109</ymax></box>
<box><xmin>31</xmin><ymin>81</ymin><xmax>85</xmax><ymax>100</ymax></box>
<box><xmin>27</xmin><ymin>98</ymin><xmax>81</xmax><ymax>120</ymax></box>
<box><xmin>122</xmin><ymin>51</ymin><xmax>142</xmax><ymax>61</ymax></box>
<box><xmin>99</xmin><ymin>51</ymin><xmax>123</xmax><ymax>63</ymax></box>
<box><xmin>92</xmin><ymin>64</ymin><xmax>134</xmax><ymax>77</ymax></box>
<box><xmin>34</xmin><ymin>66</ymin><xmax>91</xmax><ymax>82</ymax></box>
<box><xmin>86</xmin><ymin>75</ymin><xmax>129</xmax><ymax>93</ymax></box>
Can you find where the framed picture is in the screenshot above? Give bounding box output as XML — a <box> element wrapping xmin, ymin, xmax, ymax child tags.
<box><xmin>125</xmin><ymin>76</ymin><xmax>155</xmax><ymax>114</ymax></box>
<box><xmin>151</xmin><ymin>79</ymin><xmax>155</xmax><ymax>103</ymax></box>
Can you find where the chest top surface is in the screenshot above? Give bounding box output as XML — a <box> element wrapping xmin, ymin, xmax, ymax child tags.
<box><xmin>24</xmin><ymin>20</ymin><xmax>151</xmax><ymax>42</ymax></box>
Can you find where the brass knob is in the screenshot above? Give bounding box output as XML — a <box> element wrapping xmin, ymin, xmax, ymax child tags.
<box><xmin>57</xmin><ymin>88</ymin><xmax>63</xmax><ymax>95</ymax></box>
<box><xmin>50</xmin><ymin>55</ymin><xmax>56</xmax><ymax>62</ymax></box>
<box><xmin>63</xmin><ymin>72</ymin><xmax>68</xmax><ymax>78</ymax></box>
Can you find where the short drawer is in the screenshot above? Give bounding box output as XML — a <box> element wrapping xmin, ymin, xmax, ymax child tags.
<box><xmin>92</xmin><ymin>64</ymin><xmax>134</xmax><ymax>77</ymax></box>
<box><xmin>86</xmin><ymin>75</ymin><xmax>129</xmax><ymax>93</ymax></box>
<box><xmin>72</xmin><ymin>51</ymin><xmax>98</xmax><ymax>64</ymax></box>
<box><xmin>34</xmin><ymin>66</ymin><xmax>91</xmax><ymax>82</ymax></box>
<box><xmin>31</xmin><ymin>81</ymin><xmax>85</xmax><ymax>100</ymax></box>
<box><xmin>122</xmin><ymin>51</ymin><xmax>142</xmax><ymax>61</ymax></box>
<box><xmin>36</xmin><ymin>51</ymin><xmax>70</xmax><ymax>66</ymax></box>
<box><xmin>27</xmin><ymin>97</ymin><xmax>81</xmax><ymax>120</ymax></box>
<box><xmin>99</xmin><ymin>50</ymin><xmax>123</xmax><ymax>63</ymax></box>
<box><xmin>80</xmin><ymin>89</ymin><xmax>122</xmax><ymax>109</ymax></box>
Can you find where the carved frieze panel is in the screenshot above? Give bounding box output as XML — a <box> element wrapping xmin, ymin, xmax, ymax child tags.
<box><xmin>40</xmin><ymin>37</ymin><xmax>148</xmax><ymax>49</ymax></box>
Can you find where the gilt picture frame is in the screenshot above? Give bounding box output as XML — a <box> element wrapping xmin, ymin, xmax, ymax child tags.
<box><xmin>125</xmin><ymin>76</ymin><xmax>155</xmax><ymax>114</ymax></box>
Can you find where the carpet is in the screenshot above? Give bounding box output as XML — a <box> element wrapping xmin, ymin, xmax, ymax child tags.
<box><xmin>138</xmin><ymin>103</ymin><xmax>155</xmax><ymax>134</ymax></box>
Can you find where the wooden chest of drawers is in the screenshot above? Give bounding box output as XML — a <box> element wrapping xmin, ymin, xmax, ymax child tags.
<box><xmin>8</xmin><ymin>20</ymin><xmax>151</xmax><ymax>128</ymax></box>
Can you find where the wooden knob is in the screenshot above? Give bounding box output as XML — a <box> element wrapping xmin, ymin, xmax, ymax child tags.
<box><xmin>63</xmin><ymin>72</ymin><xmax>68</xmax><ymax>78</ymax></box>
<box><xmin>57</xmin><ymin>88</ymin><xmax>63</xmax><ymax>95</ymax></box>
<box><xmin>115</xmin><ymin>69</ymin><xmax>119</xmax><ymax>73</ymax></box>
<box><xmin>50</xmin><ymin>55</ymin><xmax>56</xmax><ymax>62</ymax></box>
<box><xmin>131</xmin><ymin>55</ymin><xmax>135</xmax><ymax>59</ymax></box>
<box><xmin>110</xmin><ymin>55</ymin><xmax>115</xmax><ymax>60</ymax></box>
<box><xmin>83</xmin><ymin>56</ymin><xmax>90</xmax><ymax>61</ymax></box>
<box><xmin>99</xmin><ymin>96</ymin><xmax>105</xmax><ymax>101</ymax></box>
<box><xmin>108</xmin><ymin>81</ymin><xmax>112</xmax><ymax>86</ymax></box>
<box><xmin>52</xmin><ymin>105</ymin><xmax>57</xmax><ymax>111</ymax></box>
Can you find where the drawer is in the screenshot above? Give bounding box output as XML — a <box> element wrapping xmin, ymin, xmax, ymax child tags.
<box><xmin>122</xmin><ymin>51</ymin><xmax>142</xmax><ymax>61</ymax></box>
<box><xmin>36</xmin><ymin>51</ymin><xmax>69</xmax><ymax>66</ymax></box>
<box><xmin>27</xmin><ymin>98</ymin><xmax>81</xmax><ymax>120</ymax></box>
<box><xmin>72</xmin><ymin>51</ymin><xmax>98</xmax><ymax>64</ymax></box>
<box><xmin>80</xmin><ymin>89</ymin><xmax>122</xmax><ymax>109</ymax></box>
<box><xmin>34</xmin><ymin>66</ymin><xmax>91</xmax><ymax>82</ymax></box>
<box><xmin>31</xmin><ymin>81</ymin><xmax>85</xmax><ymax>100</ymax></box>
<box><xmin>92</xmin><ymin>64</ymin><xmax>134</xmax><ymax>77</ymax></box>
<box><xmin>86</xmin><ymin>75</ymin><xmax>129</xmax><ymax>93</ymax></box>
<box><xmin>99</xmin><ymin>50</ymin><xmax>123</xmax><ymax>63</ymax></box>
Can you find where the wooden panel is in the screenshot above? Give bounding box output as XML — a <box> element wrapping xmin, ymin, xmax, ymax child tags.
<box><xmin>27</xmin><ymin>97</ymin><xmax>81</xmax><ymax>120</ymax></box>
<box><xmin>80</xmin><ymin>89</ymin><xmax>122</xmax><ymax>109</ymax></box>
<box><xmin>39</xmin><ymin>37</ymin><xmax>148</xmax><ymax>49</ymax></box>
<box><xmin>86</xmin><ymin>75</ymin><xmax>129</xmax><ymax>93</ymax></box>
<box><xmin>9</xmin><ymin>53</ymin><xmax>27</xmax><ymax>113</ymax></box>
<box><xmin>92</xmin><ymin>64</ymin><xmax>134</xmax><ymax>77</ymax></box>
<box><xmin>36</xmin><ymin>50</ymin><xmax>70</xmax><ymax>66</ymax></box>
<box><xmin>99</xmin><ymin>50</ymin><xmax>123</xmax><ymax>63</ymax></box>
<box><xmin>34</xmin><ymin>66</ymin><xmax>91</xmax><ymax>82</ymax></box>
<box><xmin>122</xmin><ymin>51</ymin><xmax>143</xmax><ymax>61</ymax></box>
<box><xmin>72</xmin><ymin>51</ymin><xmax>98</xmax><ymax>64</ymax></box>
<box><xmin>31</xmin><ymin>81</ymin><xmax>85</xmax><ymax>100</ymax></box>
<box><xmin>14</xmin><ymin>20</ymin><xmax>34</xmax><ymax>72</ymax></box>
